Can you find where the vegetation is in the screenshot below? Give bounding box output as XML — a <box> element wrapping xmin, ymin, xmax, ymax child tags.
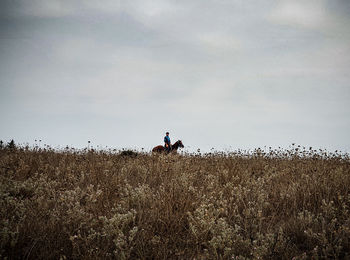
<box><xmin>0</xmin><ymin>143</ymin><xmax>349</xmax><ymax>259</ymax></box>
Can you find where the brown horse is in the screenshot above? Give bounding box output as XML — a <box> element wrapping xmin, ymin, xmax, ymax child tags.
<box><xmin>152</xmin><ymin>140</ymin><xmax>184</xmax><ymax>153</ymax></box>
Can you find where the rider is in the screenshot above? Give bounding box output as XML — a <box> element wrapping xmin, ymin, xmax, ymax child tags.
<box><xmin>164</xmin><ymin>132</ymin><xmax>171</xmax><ymax>152</ymax></box>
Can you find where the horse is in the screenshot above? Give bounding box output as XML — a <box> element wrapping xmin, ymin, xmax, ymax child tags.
<box><xmin>152</xmin><ymin>140</ymin><xmax>184</xmax><ymax>153</ymax></box>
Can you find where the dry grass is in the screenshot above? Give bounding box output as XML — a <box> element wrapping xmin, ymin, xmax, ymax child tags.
<box><xmin>1</xmin><ymin>145</ymin><xmax>350</xmax><ymax>259</ymax></box>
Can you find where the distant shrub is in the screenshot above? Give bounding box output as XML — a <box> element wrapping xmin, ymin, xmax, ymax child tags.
<box><xmin>7</xmin><ymin>139</ymin><xmax>16</xmax><ymax>149</ymax></box>
<box><xmin>119</xmin><ymin>150</ymin><xmax>138</xmax><ymax>157</ymax></box>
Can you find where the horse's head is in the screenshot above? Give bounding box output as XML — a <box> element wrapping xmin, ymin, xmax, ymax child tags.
<box><xmin>177</xmin><ymin>140</ymin><xmax>184</xmax><ymax>148</ymax></box>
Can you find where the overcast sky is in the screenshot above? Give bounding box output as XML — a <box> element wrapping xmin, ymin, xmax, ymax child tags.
<box><xmin>1</xmin><ymin>0</ymin><xmax>350</xmax><ymax>152</ymax></box>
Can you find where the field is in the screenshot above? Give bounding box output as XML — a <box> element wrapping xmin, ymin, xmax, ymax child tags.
<box><xmin>1</xmin><ymin>144</ymin><xmax>350</xmax><ymax>259</ymax></box>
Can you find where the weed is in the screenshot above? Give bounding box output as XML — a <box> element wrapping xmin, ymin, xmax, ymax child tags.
<box><xmin>0</xmin><ymin>145</ymin><xmax>349</xmax><ymax>259</ymax></box>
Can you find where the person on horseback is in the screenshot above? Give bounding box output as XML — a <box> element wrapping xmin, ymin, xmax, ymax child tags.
<box><xmin>164</xmin><ymin>132</ymin><xmax>171</xmax><ymax>152</ymax></box>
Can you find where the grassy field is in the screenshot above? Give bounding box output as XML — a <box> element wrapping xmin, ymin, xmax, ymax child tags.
<box><xmin>1</xmin><ymin>144</ymin><xmax>350</xmax><ymax>259</ymax></box>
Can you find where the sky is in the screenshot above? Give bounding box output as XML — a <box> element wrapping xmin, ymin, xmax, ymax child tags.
<box><xmin>1</xmin><ymin>0</ymin><xmax>350</xmax><ymax>153</ymax></box>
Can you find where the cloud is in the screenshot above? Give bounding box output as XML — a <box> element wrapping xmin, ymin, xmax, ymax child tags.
<box><xmin>1</xmin><ymin>0</ymin><xmax>76</xmax><ymax>18</ymax></box>
<box><xmin>123</xmin><ymin>0</ymin><xmax>182</xmax><ymax>19</ymax></box>
<box><xmin>1</xmin><ymin>0</ymin><xmax>350</xmax><ymax>151</ymax></box>
<box><xmin>1</xmin><ymin>0</ymin><xmax>179</xmax><ymax>19</ymax></box>
<box><xmin>267</xmin><ymin>0</ymin><xmax>331</xmax><ymax>30</ymax></box>
<box><xmin>196</xmin><ymin>32</ymin><xmax>241</xmax><ymax>54</ymax></box>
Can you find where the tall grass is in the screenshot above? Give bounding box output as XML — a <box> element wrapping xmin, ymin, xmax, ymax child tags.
<box><xmin>0</xmin><ymin>145</ymin><xmax>349</xmax><ymax>259</ymax></box>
